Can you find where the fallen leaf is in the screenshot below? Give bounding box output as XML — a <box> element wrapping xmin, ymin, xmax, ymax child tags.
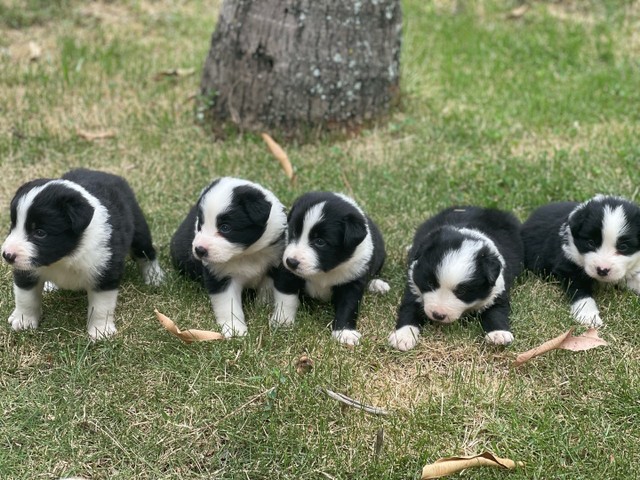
<box><xmin>514</xmin><ymin>327</ymin><xmax>607</xmax><ymax>367</ymax></box>
<box><xmin>28</xmin><ymin>41</ymin><xmax>42</xmax><ymax>61</ymax></box>
<box><xmin>154</xmin><ymin>67</ymin><xmax>196</xmax><ymax>80</ymax></box>
<box><xmin>262</xmin><ymin>132</ymin><xmax>296</xmax><ymax>182</ymax></box>
<box><xmin>321</xmin><ymin>388</ymin><xmax>389</xmax><ymax>416</ymax></box>
<box><xmin>421</xmin><ymin>452</ymin><xmax>524</xmax><ymax>479</ymax></box>
<box><xmin>295</xmin><ymin>354</ymin><xmax>314</xmax><ymax>375</ymax></box>
<box><xmin>76</xmin><ymin>128</ymin><xmax>116</xmax><ymax>141</ymax></box>
<box><xmin>154</xmin><ymin>309</ymin><xmax>224</xmax><ymax>343</ymax></box>
<box><xmin>507</xmin><ymin>4</ymin><xmax>530</xmax><ymax>19</ymax></box>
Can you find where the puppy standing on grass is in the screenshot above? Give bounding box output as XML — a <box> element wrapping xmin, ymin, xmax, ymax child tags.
<box><xmin>388</xmin><ymin>206</ymin><xmax>524</xmax><ymax>351</ymax></box>
<box><xmin>521</xmin><ymin>194</ymin><xmax>640</xmax><ymax>327</ymax></box>
<box><xmin>270</xmin><ymin>192</ymin><xmax>389</xmax><ymax>346</ymax></box>
<box><xmin>170</xmin><ymin>177</ymin><xmax>287</xmax><ymax>338</ymax></box>
<box><xmin>1</xmin><ymin>168</ymin><xmax>165</xmax><ymax>340</ymax></box>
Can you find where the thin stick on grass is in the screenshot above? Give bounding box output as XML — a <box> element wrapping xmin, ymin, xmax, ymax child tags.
<box><xmin>321</xmin><ymin>388</ymin><xmax>389</xmax><ymax>416</ymax></box>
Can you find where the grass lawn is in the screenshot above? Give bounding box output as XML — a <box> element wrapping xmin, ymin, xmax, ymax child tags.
<box><xmin>1</xmin><ymin>0</ymin><xmax>640</xmax><ymax>478</ymax></box>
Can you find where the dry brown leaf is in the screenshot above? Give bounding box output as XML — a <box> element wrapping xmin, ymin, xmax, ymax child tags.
<box><xmin>154</xmin><ymin>67</ymin><xmax>196</xmax><ymax>80</ymax></box>
<box><xmin>76</xmin><ymin>128</ymin><xmax>116</xmax><ymax>141</ymax></box>
<box><xmin>507</xmin><ymin>4</ymin><xmax>530</xmax><ymax>19</ymax></box>
<box><xmin>514</xmin><ymin>327</ymin><xmax>607</xmax><ymax>367</ymax></box>
<box><xmin>421</xmin><ymin>452</ymin><xmax>524</xmax><ymax>479</ymax></box>
<box><xmin>28</xmin><ymin>41</ymin><xmax>42</xmax><ymax>61</ymax></box>
<box><xmin>154</xmin><ymin>309</ymin><xmax>224</xmax><ymax>343</ymax></box>
<box><xmin>295</xmin><ymin>354</ymin><xmax>314</xmax><ymax>375</ymax></box>
<box><xmin>262</xmin><ymin>132</ymin><xmax>295</xmax><ymax>182</ymax></box>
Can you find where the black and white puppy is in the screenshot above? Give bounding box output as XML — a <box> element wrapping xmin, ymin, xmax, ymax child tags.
<box><xmin>388</xmin><ymin>206</ymin><xmax>523</xmax><ymax>351</ymax></box>
<box><xmin>170</xmin><ymin>177</ymin><xmax>287</xmax><ymax>338</ymax></box>
<box><xmin>270</xmin><ymin>192</ymin><xmax>389</xmax><ymax>346</ymax></box>
<box><xmin>1</xmin><ymin>168</ymin><xmax>164</xmax><ymax>340</ymax></box>
<box><xmin>521</xmin><ymin>194</ymin><xmax>640</xmax><ymax>327</ymax></box>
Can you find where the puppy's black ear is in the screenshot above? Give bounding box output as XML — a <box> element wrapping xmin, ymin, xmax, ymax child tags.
<box><xmin>62</xmin><ymin>194</ymin><xmax>94</xmax><ymax>234</ymax></box>
<box><xmin>568</xmin><ymin>205</ymin><xmax>588</xmax><ymax>237</ymax></box>
<box><xmin>342</xmin><ymin>213</ymin><xmax>367</xmax><ymax>251</ymax></box>
<box><xmin>236</xmin><ymin>186</ymin><xmax>271</xmax><ymax>226</ymax></box>
<box><xmin>481</xmin><ymin>251</ymin><xmax>502</xmax><ymax>285</ymax></box>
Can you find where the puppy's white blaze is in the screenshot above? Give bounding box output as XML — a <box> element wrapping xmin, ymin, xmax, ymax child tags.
<box><xmin>571</xmin><ymin>297</ymin><xmax>603</xmax><ymax>327</ymax></box>
<box><xmin>8</xmin><ymin>283</ymin><xmax>44</xmax><ymax>331</ymax></box>
<box><xmin>210</xmin><ymin>280</ymin><xmax>247</xmax><ymax>338</ymax></box>
<box><xmin>87</xmin><ymin>289</ymin><xmax>119</xmax><ymax>340</ymax></box>
<box><xmin>485</xmin><ymin>330</ymin><xmax>514</xmax><ymax>345</ymax></box>
<box><xmin>332</xmin><ymin>329</ymin><xmax>361</xmax><ymax>346</ymax></box>
<box><xmin>2</xmin><ymin>185</ymin><xmax>44</xmax><ymax>269</ymax></box>
<box><xmin>436</xmin><ymin>239</ymin><xmax>482</xmax><ymax>290</ymax></box>
<box><xmin>388</xmin><ymin>325</ymin><xmax>420</xmax><ymax>351</ymax></box>
<box><xmin>583</xmin><ymin>205</ymin><xmax>629</xmax><ymax>282</ymax></box>
<box><xmin>270</xmin><ymin>291</ymin><xmax>300</xmax><ymax>328</ymax></box>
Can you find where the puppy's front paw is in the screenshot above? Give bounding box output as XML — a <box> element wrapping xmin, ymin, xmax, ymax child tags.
<box><xmin>43</xmin><ymin>281</ymin><xmax>59</xmax><ymax>293</ymax></box>
<box><xmin>626</xmin><ymin>273</ymin><xmax>640</xmax><ymax>295</ymax></box>
<box><xmin>368</xmin><ymin>279</ymin><xmax>391</xmax><ymax>295</ymax></box>
<box><xmin>141</xmin><ymin>260</ymin><xmax>165</xmax><ymax>286</ymax></box>
<box><xmin>571</xmin><ymin>298</ymin><xmax>603</xmax><ymax>327</ymax></box>
<box><xmin>485</xmin><ymin>330</ymin><xmax>514</xmax><ymax>346</ymax></box>
<box><xmin>8</xmin><ymin>309</ymin><xmax>40</xmax><ymax>331</ymax></box>
<box><xmin>220</xmin><ymin>320</ymin><xmax>248</xmax><ymax>338</ymax></box>
<box><xmin>88</xmin><ymin>321</ymin><xmax>117</xmax><ymax>341</ymax></box>
<box><xmin>270</xmin><ymin>311</ymin><xmax>294</xmax><ymax>329</ymax></box>
<box><xmin>388</xmin><ymin>325</ymin><xmax>420</xmax><ymax>351</ymax></box>
<box><xmin>332</xmin><ymin>329</ymin><xmax>361</xmax><ymax>346</ymax></box>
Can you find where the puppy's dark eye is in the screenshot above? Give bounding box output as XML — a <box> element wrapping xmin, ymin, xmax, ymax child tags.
<box><xmin>586</xmin><ymin>239</ymin><xmax>597</xmax><ymax>249</ymax></box>
<box><xmin>218</xmin><ymin>224</ymin><xmax>231</xmax><ymax>234</ymax></box>
<box><xmin>313</xmin><ymin>238</ymin><xmax>326</xmax><ymax>247</ymax></box>
<box><xmin>33</xmin><ymin>229</ymin><xmax>47</xmax><ymax>239</ymax></box>
<box><xmin>618</xmin><ymin>243</ymin><xmax>629</xmax><ymax>253</ymax></box>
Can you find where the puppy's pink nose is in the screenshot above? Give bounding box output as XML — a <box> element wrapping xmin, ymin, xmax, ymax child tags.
<box><xmin>431</xmin><ymin>311</ymin><xmax>447</xmax><ymax>322</ymax></box>
<box><xmin>2</xmin><ymin>251</ymin><xmax>16</xmax><ymax>264</ymax></box>
<box><xmin>596</xmin><ymin>267</ymin><xmax>610</xmax><ymax>277</ymax></box>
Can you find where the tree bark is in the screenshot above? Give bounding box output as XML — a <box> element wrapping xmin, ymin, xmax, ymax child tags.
<box><xmin>200</xmin><ymin>0</ymin><xmax>402</xmax><ymax>136</ymax></box>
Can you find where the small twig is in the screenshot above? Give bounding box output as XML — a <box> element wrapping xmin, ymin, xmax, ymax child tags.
<box><xmin>321</xmin><ymin>387</ymin><xmax>389</xmax><ymax>416</ymax></box>
<box><xmin>216</xmin><ymin>387</ymin><xmax>276</xmax><ymax>424</ymax></box>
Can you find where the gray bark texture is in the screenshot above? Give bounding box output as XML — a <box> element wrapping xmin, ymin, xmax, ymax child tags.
<box><xmin>200</xmin><ymin>0</ymin><xmax>402</xmax><ymax>136</ymax></box>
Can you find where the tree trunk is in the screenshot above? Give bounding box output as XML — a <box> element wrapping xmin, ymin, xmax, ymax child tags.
<box><xmin>200</xmin><ymin>0</ymin><xmax>402</xmax><ymax>136</ymax></box>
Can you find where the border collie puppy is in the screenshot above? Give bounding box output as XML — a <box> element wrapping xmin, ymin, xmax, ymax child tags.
<box><xmin>1</xmin><ymin>168</ymin><xmax>164</xmax><ymax>340</ymax></box>
<box><xmin>388</xmin><ymin>206</ymin><xmax>523</xmax><ymax>351</ymax></box>
<box><xmin>521</xmin><ymin>194</ymin><xmax>640</xmax><ymax>327</ymax></box>
<box><xmin>170</xmin><ymin>177</ymin><xmax>287</xmax><ymax>338</ymax></box>
<box><xmin>270</xmin><ymin>192</ymin><xmax>389</xmax><ymax>346</ymax></box>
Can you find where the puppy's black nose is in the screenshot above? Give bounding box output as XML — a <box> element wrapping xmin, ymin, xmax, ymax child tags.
<box><xmin>286</xmin><ymin>257</ymin><xmax>300</xmax><ymax>270</ymax></box>
<box><xmin>2</xmin><ymin>251</ymin><xmax>16</xmax><ymax>264</ymax></box>
<box><xmin>194</xmin><ymin>246</ymin><xmax>208</xmax><ymax>258</ymax></box>
<box><xmin>596</xmin><ymin>267</ymin><xmax>610</xmax><ymax>277</ymax></box>
<box><xmin>431</xmin><ymin>311</ymin><xmax>447</xmax><ymax>321</ymax></box>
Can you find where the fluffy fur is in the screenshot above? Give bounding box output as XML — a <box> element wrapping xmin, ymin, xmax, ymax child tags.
<box><xmin>388</xmin><ymin>206</ymin><xmax>523</xmax><ymax>351</ymax></box>
<box><xmin>170</xmin><ymin>177</ymin><xmax>287</xmax><ymax>338</ymax></box>
<box><xmin>271</xmin><ymin>192</ymin><xmax>389</xmax><ymax>346</ymax></box>
<box><xmin>521</xmin><ymin>194</ymin><xmax>640</xmax><ymax>327</ymax></box>
<box><xmin>1</xmin><ymin>168</ymin><xmax>164</xmax><ymax>340</ymax></box>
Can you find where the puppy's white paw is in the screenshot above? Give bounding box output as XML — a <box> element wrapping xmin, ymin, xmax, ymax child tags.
<box><xmin>141</xmin><ymin>259</ymin><xmax>165</xmax><ymax>286</ymax></box>
<box><xmin>43</xmin><ymin>281</ymin><xmax>59</xmax><ymax>293</ymax></box>
<box><xmin>220</xmin><ymin>320</ymin><xmax>248</xmax><ymax>338</ymax></box>
<box><xmin>485</xmin><ymin>330</ymin><xmax>514</xmax><ymax>346</ymax></box>
<box><xmin>270</xmin><ymin>311</ymin><xmax>294</xmax><ymax>329</ymax></box>
<box><xmin>571</xmin><ymin>298</ymin><xmax>603</xmax><ymax>327</ymax></box>
<box><xmin>87</xmin><ymin>321</ymin><xmax>117</xmax><ymax>341</ymax></box>
<box><xmin>332</xmin><ymin>329</ymin><xmax>361</xmax><ymax>346</ymax></box>
<box><xmin>368</xmin><ymin>279</ymin><xmax>391</xmax><ymax>295</ymax></box>
<box><xmin>388</xmin><ymin>325</ymin><xmax>420</xmax><ymax>351</ymax></box>
<box><xmin>8</xmin><ymin>309</ymin><xmax>40</xmax><ymax>331</ymax></box>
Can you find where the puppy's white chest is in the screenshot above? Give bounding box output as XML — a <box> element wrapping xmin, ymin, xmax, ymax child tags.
<box><xmin>305</xmin><ymin>279</ymin><xmax>332</xmax><ymax>301</ymax></box>
<box><xmin>39</xmin><ymin>261</ymin><xmax>96</xmax><ymax>291</ymax></box>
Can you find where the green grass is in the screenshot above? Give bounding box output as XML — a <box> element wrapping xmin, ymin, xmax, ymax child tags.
<box><xmin>1</xmin><ymin>0</ymin><xmax>640</xmax><ymax>478</ymax></box>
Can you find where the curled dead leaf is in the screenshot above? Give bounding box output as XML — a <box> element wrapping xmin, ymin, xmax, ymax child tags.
<box><xmin>295</xmin><ymin>354</ymin><xmax>314</xmax><ymax>375</ymax></box>
<box><xmin>262</xmin><ymin>132</ymin><xmax>296</xmax><ymax>183</ymax></box>
<box><xmin>421</xmin><ymin>452</ymin><xmax>524</xmax><ymax>479</ymax></box>
<box><xmin>154</xmin><ymin>309</ymin><xmax>224</xmax><ymax>343</ymax></box>
<box><xmin>28</xmin><ymin>41</ymin><xmax>42</xmax><ymax>61</ymax></box>
<box><xmin>514</xmin><ymin>327</ymin><xmax>607</xmax><ymax>367</ymax></box>
<box><xmin>507</xmin><ymin>4</ymin><xmax>530</xmax><ymax>19</ymax></box>
<box><xmin>154</xmin><ymin>67</ymin><xmax>196</xmax><ymax>80</ymax></box>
